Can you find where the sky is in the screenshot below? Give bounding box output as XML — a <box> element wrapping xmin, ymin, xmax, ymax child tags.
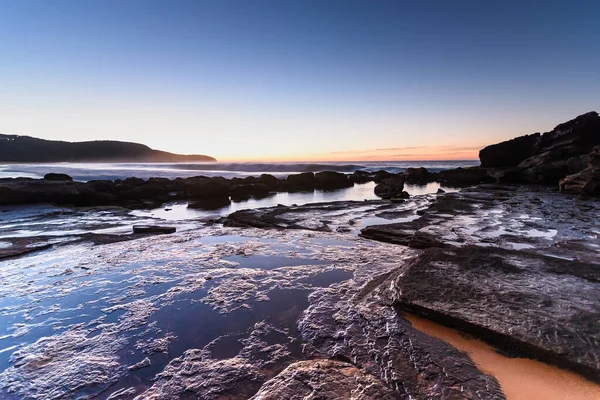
<box><xmin>0</xmin><ymin>0</ymin><xmax>599</xmax><ymax>162</ymax></box>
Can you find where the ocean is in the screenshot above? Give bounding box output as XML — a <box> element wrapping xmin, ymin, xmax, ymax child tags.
<box><xmin>0</xmin><ymin>160</ymin><xmax>479</xmax><ymax>181</ymax></box>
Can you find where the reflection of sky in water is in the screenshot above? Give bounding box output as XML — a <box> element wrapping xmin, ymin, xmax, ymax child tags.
<box><xmin>133</xmin><ymin>182</ymin><xmax>457</xmax><ymax>221</ymax></box>
<box><xmin>0</xmin><ymin>229</ymin><xmax>363</xmax><ymax>399</ymax></box>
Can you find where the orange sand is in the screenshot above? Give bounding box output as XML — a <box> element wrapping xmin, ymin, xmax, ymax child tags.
<box><xmin>405</xmin><ymin>313</ymin><xmax>600</xmax><ymax>400</ymax></box>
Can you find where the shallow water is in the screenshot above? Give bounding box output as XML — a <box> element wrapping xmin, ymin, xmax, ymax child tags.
<box><xmin>0</xmin><ymin>226</ymin><xmax>383</xmax><ymax>399</ymax></box>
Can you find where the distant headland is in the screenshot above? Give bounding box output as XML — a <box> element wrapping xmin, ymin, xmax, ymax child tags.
<box><xmin>0</xmin><ymin>134</ymin><xmax>216</xmax><ymax>163</ymax></box>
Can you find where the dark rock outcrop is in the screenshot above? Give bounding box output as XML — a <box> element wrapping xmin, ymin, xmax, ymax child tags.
<box><xmin>132</xmin><ymin>225</ymin><xmax>176</xmax><ymax>234</ymax></box>
<box><xmin>437</xmin><ymin>167</ymin><xmax>494</xmax><ymax>184</ymax></box>
<box><xmin>257</xmin><ymin>174</ymin><xmax>280</xmax><ymax>190</ymax></box>
<box><xmin>560</xmin><ymin>145</ymin><xmax>600</xmax><ymax>195</ymax></box>
<box><xmin>479</xmin><ymin>133</ymin><xmax>540</xmax><ymax>168</ymax></box>
<box><xmin>361</xmin><ymin>184</ymin><xmax>600</xmax><ymax>380</ymax></box>
<box><xmin>285</xmin><ymin>172</ymin><xmax>315</xmax><ymax>191</ymax></box>
<box><xmin>374</xmin><ymin>177</ymin><xmax>405</xmax><ymax>199</ymax></box>
<box><xmin>404</xmin><ymin>167</ymin><xmax>431</xmax><ymax>182</ymax></box>
<box><xmin>230</xmin><ymin>183</ymin><xmax>271</xmax><ymax>201</ymax></box>
<box><xmin>481</xmin><ymin>111</ymin><xmax>600</xmax><ymax>186</ymax></box>
<box><xmin>43</xmin><ymin>173</ymin><xmax>73</xmax><ymax>181</ymax></box>
<box><xmin>313</xmin><ymin>171</ymin><xmax>353</xmax><ymax>190</ymax></box>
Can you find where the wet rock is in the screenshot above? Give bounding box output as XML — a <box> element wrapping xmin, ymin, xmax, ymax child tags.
<box><xmin>222</xmin><ymin>200</ymin><xmax>417</xmax><ymax>233</ymax></box>
<box><xmin>394</xmin><ymin>245</ymin><xmax>600</xmax><ymax>381</ymax></box>
<box><xmin>361</xmin><ymin>184</ymin><xmax>600</xmax><ymax>380</ymax></box>
<box><xmin>437</xmin><ymin>167</ymin><xmax>494</xmax><ymax>184</ymax></box>
<box><xmin>43</xmin><ymin>172</ymin><xmax>73</xmax><ymax>181</ymax></box>
<box><xmin>0</xmin><ymin>178</ymin><xmax>115</xmax><ymax>207</ymax></box>
<box><xmin>404</xmin><ymin>167</ymin><xmax>431</xmax><ymax>182</ymax></box>
<box><xmin>132</xmin><ymin>225</ymin><xmax>176</xmax><ymax>234</ymax></box>
<box><xmin>373</xmin><ymin>170</ymin><xmax>394</xmax><ymax>183</ymax></box>
<box><xmin>298</xmin><ymin>251</ymin><xmax>503</xmax><ymax>399</ymax></box>
<box><xmin>0</xmin><ymin>237</ymin><xmax>53</xmax><ymax>260</ymax></box>
<box><xmin>314</xmin><ymin>171</ymin><xmax>353</xmax><ymax>190</ymax></box>
<box><xmin>257</xmin><ymin>174</ymin><xmax>280</xmax><ymax>190</ymax></box>
<box><xmin>349</xmin><ymin>170</ymin><xmax>373</xmax><ymax>184</ymax></box>
<box><xmin>286</xmin><ymin>172</ymin><xmax>315</xmax><ymax>191</ymax></box>
<box><xmin>128</xmin><ymin>357</ymin><xmax>151</xmax><ymax>371</ymax></box>
<box><xmin>560</xmin><ymin>145</ymin><xmax>600</xmax><ymax>195</ymax></box>
<box><xmin>374</xmin><ymin>177</ymin><xmax>405</xmax><ymax>199</ymax></box>
<box><xmin>86</xmin><ymin>179</ymin><xmax>116</xmax><ymax>193</ymax></box>
<box><xmin>185</xmin><ymin>176</ymin><xmax>231</xmax><ymax>198</ymax></box>
<box><xmin>230</xmin><ymin>183</ymin><xmax>271</xmax><ymax>201</ymax></box>
<box><xmin>250</xmin><ymin>360</ymin><xmax>398</xmax><ymax>400</ymax></box>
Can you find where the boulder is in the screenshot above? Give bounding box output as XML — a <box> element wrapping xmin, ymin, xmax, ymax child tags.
<box><xmin>349</xmin><ymin>170</ymin><xmax>372</xmax><ymax>184</ymax></box>
<box><xmin>86</xmin><ymin>180</ymin><xmax>116</xmax><ymax>193</ymax></box>
<box><xmin>257</xmin><ymin>174</ymin><xmax>280</xmax><ymax>190</ymax></box>
<box><xmin>373</xmin><ymin>170</ymin><xmax>394</xmax><ymax>183</ymax></box>
<box><xmin>184</xmin><ymin>177</ymin><xmax>231</xmax><ymax>199</ymax></box>
<box><xmin>43</xmin><ymin>173</ymin><xmax>73</xmax><ymax>181</ymax></box>
<box><xmin>404</xmin><ymin>167</ymin><xmax>430</xmax><ymax>182</ymax></box>
<box><xmin>314</xmin><ymin>171</ymin><xmax>353</xmax><ymax>190</ymax></box>
<box><xmin>374</xmin><ymin>177</ymin><xmax>405</xmax><ymax>199</ymax></box>
<box><xmin>286</xmin><ymin>172</ymin><xmax>315</xmax><ymax>191</ymax></box>
<box><xmin>230</xmin><ymin>183</ymin><xmax>271</xmax><ymax>201</ymax></box>
<box><xmin>123</xmin><ymin>177</ymin><xmax>145</xmax><ymax>187</ymax></box>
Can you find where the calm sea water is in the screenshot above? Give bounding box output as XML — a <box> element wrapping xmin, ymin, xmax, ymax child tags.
<box><xmin>0</xmin><ymin>160</ymin><xmax>478</xmax><ymax>181</ymax></box>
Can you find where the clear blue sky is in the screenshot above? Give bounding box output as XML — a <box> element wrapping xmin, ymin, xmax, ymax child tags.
<box><xmin>1</xmin><ymin>0</ymin><xmax>598</xmax><ymax>161</ymax></box>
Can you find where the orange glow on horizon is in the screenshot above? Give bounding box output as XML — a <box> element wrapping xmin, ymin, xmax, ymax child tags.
<box><xmin>213</xmin><ymin>144</ymin><xmax>483</xmax><ymax>163</ymax></box>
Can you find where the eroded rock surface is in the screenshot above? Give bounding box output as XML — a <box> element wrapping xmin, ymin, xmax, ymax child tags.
<box><xmin>250</xmin><ymin>359</ymin><xmax>399</xmax><ymax>400</ymax></box>
<box><xmin>481</xmin><ymin>111</ymin><xmax>600</xmax><ymax>186</ymax></box>
<box><xmin>361</xmin><ymin>184</ymin><xmax>600</xmax><ymax>380</ymax></box>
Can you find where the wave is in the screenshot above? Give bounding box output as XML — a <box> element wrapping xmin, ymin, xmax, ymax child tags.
<box><xmin>0</xmin><ymin>160</ymin><xmax>480</xmax><ymax>181</ymax></box>
<box><xmin>161</xmin><ymin>163</ymin><xmax>366</xmax><ymax>173</ymax></box>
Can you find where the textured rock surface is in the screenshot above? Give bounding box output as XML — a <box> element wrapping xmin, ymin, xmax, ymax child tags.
<box><xmin>481</xmin><ymin>111</ymin><xmax>600</xmax><ymax>185</ymax></box>
<box><xmin>250</xmin><ymin>360</ymin><xmax>399</xmax><ymax>400</ymax></box>
<box><xmin>361</xmin><ymin>184</ymin><xmax>600</xmax><ymax>380</ymax></box>
<box><xmin>297</xmin><ymin>247</ymin><xmax>504</xmax><ymax>399</ymax></box>
<box><xmin>560</xmin><ymin>145</ymin><xmax>600</xmax><ymax>195</ymax></box>
<box><xmin>374</xmin><ymin>177</ymin><xmax>405</xmax><ymax>199</ymax></box>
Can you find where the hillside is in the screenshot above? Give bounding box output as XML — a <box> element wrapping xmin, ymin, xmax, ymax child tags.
<box><xmin>0</xmin><ymin>134</ymin><xmax>216</xmax><ymax>163</ymax></box>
